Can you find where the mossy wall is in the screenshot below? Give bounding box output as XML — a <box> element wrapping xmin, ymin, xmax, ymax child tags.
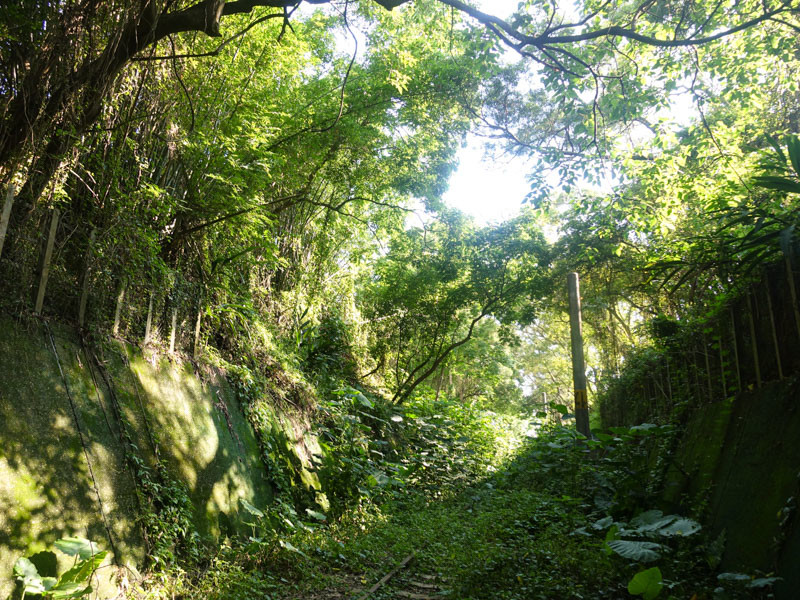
<box><xmin>661</xmin><ymin>377</ymin><xmax>800</xmax><ymax>597</ymax></box>
<box><xmin>0</xmin><ymin>316</ymin><xmax>320</xmax><ymax>598</ymax></box>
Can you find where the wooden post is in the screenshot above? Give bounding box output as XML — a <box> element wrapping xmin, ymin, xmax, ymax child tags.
<box><xmin>193</xmin><ymin>302</ymin><xmax>203</xmax><ymax>358</ymax></box>
<box><xmin>702</xmin><ymin>334</ymin><xmax>714</xmax><ymax>402</ymax></box>
<box><xmin>169</xmin><ymin>305</ymin><xmax>178</xmax><ymax>354</ymax></box>
<box><xmin>144</xmin><ymin>293</ymin><xmax>154</xmax><ymax>343</ymax></box>
<box><xmin>567</xmin><ymin>273</ymin><xmax>590</xmax><ymax>437</ymax></box>
<box><xmin>765</xmin><ymin>284</ymin><xmax>784</xmax><ymax>380</ymax></box>
<box><xmin>34</xmin><ymin>208</ymin><xmax>60</xmax><ymax>314</ymax></box>
<box><xmin>746</xmin><ymin>292</ymin><xmax>762</xmax><ymax>388</ymax></box>
<box><xmin>730</xmin><ymin>308</ymin><xmax>742</xmax><ymax>393</ymax></box>
<box><xmin>78</xmin><ymin>229</ymin><xmax>96</xmax><ymax>327</ymax></box>
<box><xmin>0</xmin><ymin>184</ymin><xmax>15</xmax><ymax>260</ymax></box>
<box><xmin>718</xmin><ymin>330</ymin><xmax>727</xmax><ymax>400</ymax></box>
<box><xmin>112</xmin><ymin>280</ymin><xmax>127</xmax><ymax>336</ymax></box>
<box><xmin>785</xmin><ymin>253</ymin><xmax>800</xmax><ymax>343</ymax></box>
<box><xmin>665</xmin><ymin>357</ymin><xmax>673</xmax><ymax>402</ymax></box>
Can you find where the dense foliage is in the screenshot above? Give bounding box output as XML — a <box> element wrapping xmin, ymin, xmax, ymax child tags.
<box><xmin>4</xmin><ymin>0</ymin><xmax>800</xmax><ymax>598</ymax></box>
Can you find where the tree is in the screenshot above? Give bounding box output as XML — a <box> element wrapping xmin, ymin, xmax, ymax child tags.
<box><xmin>2</xmin><ymin>0</ymin><xmax>796</xmax><ymax>216</ymax></box>
<box><xmin>363</xmin><ymin>208</ymin><xmax>550</xmax><ymax>403</ymax></box>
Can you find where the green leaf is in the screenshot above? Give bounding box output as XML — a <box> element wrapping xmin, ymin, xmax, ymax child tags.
<box><xmin>58</xmin><ymin>551</ymin><xmax>107</xmax><ymax>585</ymax></box>
<box><xmin>240</xmin><ymin>498</ymin><xmax>264</xmax><ymax>518</ymax></box>
<box><xmin>592</xmin><ymin>515</ymin><xmax>614</xmax><ymax>530</ymax></box>
<box><xmin>54</xmin><ymin>538</ymin><xmax>101</xmax><ymax>560</ymax></box>
<box><xmin>657</xmin><ymin>518</ymin><xmax>701</xmax><ymax>537</ymax></box>
<box><xmin>717</xmin><ymin>572</ymin><xmax>751</xmax><ymax>582</ymax></box>
<box><xmin>305</xmin><ymin>509</ymin><xmax>327</xmax><ymax>521</ymax></box>
<box><xmin>553</xmin><ymin>403</ymin><xmax>568</xmax><ymax>416</ymax></box>
<box><xmin>765</xmin><ymin>134</ymin><xmax>786</xmax><ymax>164</ymax></box>
<box><xmin>279</xmin><ymin>540</ymin><xmax>308</xmax><ymax>559</ymax></box>
<box><xmin>42</xmin><ymin>577</ymin><xmax>58</xmax><ymax>591</ymax></box>
<box><xmin>748</xmin><ymin>577</ymin><xmax>781</xmax><ymax>588</ymax></box>
<box><xmin>13</xmin><ymin>557</ymin><xmax>40</xmax><ymax>581</ymax></box>
<box><xmin>628</xmin><ymin>567</ymin><xmax>663</xmax><ymax>600</ymax></box>
<box><xmin>49</xmin><ymin>581</ymin><xmax>93</xmax><ymax>599</ymax></box>
<box><xmin>752</xmin><ymin>175</ymin><xmax>800</xmax><ymax>193</ymax></box>
<box><xmin>14</xmin><ymin>557</ymin><xmax>45</xmax><ymax>594</ymax></box>
<box><xmin>607</xmin><ymin>540</ymin><xmax>663</xmax><ymax>562</ymax></box>
<box><xmin>787</xmin><ymin>135</ymin><xmax>800</xmax><ymax>176</ymax></box>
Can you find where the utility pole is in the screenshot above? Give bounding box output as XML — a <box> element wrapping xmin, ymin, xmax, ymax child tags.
<box><xmin>568</xmin><ymin>273</ymin><xmax>590</xmax><ymax>437</ymax></box>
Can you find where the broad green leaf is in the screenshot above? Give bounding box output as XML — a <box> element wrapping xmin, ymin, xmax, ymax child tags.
<box><xmin>305</xmin><ymin>509</ymin><xmax>327</xmax><ymax>521</ymax></box>
<box><xmin>718</xmin><ymin>572</ymin><xmax>751</xmax><ymax>582</ymax></box>
<box><xmin>592</xmin><ymin>515</ymin><xmax>614</xmax><ymax>530</ymax></box>
<box><xmin>787</xmin><ymin>135</ymin><xmax>800</xmax><ymax>176</ymax></box>
<box><xmin>54</xmin><ymin>538</ymin><xmax>101</xmax><ymax>560</ymax></box>
<box><xmin>657</xmin><ymin>518</ymin><xmax>701</xmax><ymax>537</ymax></box>
<box><xmin>630</xmin><ymin>510</ymin><xmax>664</xmax><ymax>527</ymax></box>
<box><xmin>628</xmin><ymin>567</ymin><xmax>663</xmax><ymax>600</ymax></box>
<box><xmin>607</xmin><ymin>539</ymin><xmax>663</xmax><ymax>562</ymax></box>
<box><xmin>239</xmin><ymin>498</ymin><xmax>264</xmax><ymax>518</ymax></box>
<box><xmin>49</xmin><ymin>581</ymin><xmax>93</xmax><ymax>599</ymax></box>
<box><xmin>14</xmin><ymin>557</ymin><xmax>44</xmax><ymax>593</ymax></box>
<box><xmin>752</xmin><ymin>175</ymin><xmax>800</xmax><ymax>193</ymax></box>
<box><xmin>13</xmin><ymin>556</ymin><xmax>40</xmax><ymax>581</ymax></box>
<box><xmin>765</xmin><ymin>134</ymin><xmax>786</xmax><ymax>164</ymax></box>
<box><xmin>279</xmin><ymin>540</ymin><xmax>308</xmax><ymax>559</ymax></box>
<box><xmin>58</xmin><ymin>551</ymin><xmax>107</xmax><ymax>585</ymax></box>
<box><xmin>749</xmin><ymin>577</ymin><xmax>781</xmax><ymax>588</ymax></box>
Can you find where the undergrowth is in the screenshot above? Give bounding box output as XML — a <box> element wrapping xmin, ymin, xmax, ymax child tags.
<box><xmin>127</xmin><ymin>396</ymin><xmax>776</xmax><ymax>600</ymax></box>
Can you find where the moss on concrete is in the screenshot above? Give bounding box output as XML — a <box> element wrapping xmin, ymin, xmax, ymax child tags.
<box><xmin>660</xmin><ymin>377</ymin><xmax>800</xmax><ymax>599</ymax></box>
<box><xmin>0</xmin><ymin>316</ymin><xmax>322</xmax><ymax>597</ymax></box>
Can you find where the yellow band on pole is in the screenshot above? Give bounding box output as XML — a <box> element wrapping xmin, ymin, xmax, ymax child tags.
<box><xmin>574</xmin><ymin>389</ymin><xmax>588</xmax><ymax>411</ymax></box>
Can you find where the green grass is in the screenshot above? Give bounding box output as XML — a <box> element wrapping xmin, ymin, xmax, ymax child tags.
<box><xmin>135</xmin><ymin>423</ymin><xmax>776</xmax><ymax>600</ymax></box>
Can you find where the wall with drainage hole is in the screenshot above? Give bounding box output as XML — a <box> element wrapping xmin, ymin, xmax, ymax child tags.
<box><xmin>0</xmin><ymin>315</ymin><xmax>320</xmax><ymax>598</ymax></box>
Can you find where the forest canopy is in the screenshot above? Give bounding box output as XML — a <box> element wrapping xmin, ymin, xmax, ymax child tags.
<box><xmin>1</xmin><ymin>0</ymin><xmax>799</xmax><ymax>410</ymax></box>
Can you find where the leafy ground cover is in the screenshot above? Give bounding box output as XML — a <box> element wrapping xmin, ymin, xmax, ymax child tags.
<box><xmin>128</xmin><ymin>411</ymin><xmax>778</xmax><ymax>600</ymax></box>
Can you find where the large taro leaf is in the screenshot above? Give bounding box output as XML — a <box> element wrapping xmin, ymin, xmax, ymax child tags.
<box><xmin>607</xmin><ymin>539</ymin><xmax>664</xmax><ymax>562</ymax></box>
<box><xmin>628</xmin><ymin>567</ymin><xmax>663</xmax><ymax>600</ymax></box>
<box><xmin>657</xmin><ymin>518</ymin><xmax>701</xmax><ymax>537</ymax></box>
<box><xmin>14</xmin><ymin>557</ymin><xmax>45</xmax><ymax>594</ymax></box>
<box><xmin>54</xmin><ymin>538</ymin><xmax>101</xmax><ymax>560</ymax></box>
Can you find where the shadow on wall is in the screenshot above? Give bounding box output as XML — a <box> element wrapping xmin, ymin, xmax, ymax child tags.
<box><xmin>0</xmin><ymin>316</ymin><xmax>274</xmax><ymax>598</ymax></box>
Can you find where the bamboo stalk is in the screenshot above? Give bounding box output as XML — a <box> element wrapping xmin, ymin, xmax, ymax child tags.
<box><xmin>193</xmin><ymin>301</ymin><xmax>203</xmax><ymax>358</ymax></box>
<box><xmin>765</xmin><ymin>282</ymin><xmax>784</xmax><ymax>380</ymax></box>
<box><xmin>78</xmin><ymin>229</ymin><xmax>96</xmax><ymax>328</ymax></box>
<box><xmin>169</xmin><ymin>306</ymin><xmax>178</xmax><ymax>354</ymax></box>
<box><xmin>112</xmin><ymin>280</ymin><xmax>127</xmax><ymax>336</ymax></box>
<box><xmin>718</xmin><ymin>329</ymin><xmax>727</xmax><ymax>399</ymax></box>
<box><xmin>0</xmin><ymin>183</ymin><xmax>15</xmax><ymax>259</ymax></box>
<box><xmin>746</xmin><ymin>292</ymin><xmax>762</xmax><ymax>388</ymax></box>
<box><xmin>703</xmin><ymin>333</ymin><xmax>713</xmax><ymax>402</ymax></box>
<box><xmin>144</xmin><ymin>293</ymin><xmax>154</xmax><ymax>343</ymax></box>
<box><xmin>34</xmin><ymin>208</ymin><xmax>60</xmax><ymax>314</ymax></box>
<box><xmin>730</xmin><ymin>308</ymin><xmax>742</xmax><ymax>393</ymax></box>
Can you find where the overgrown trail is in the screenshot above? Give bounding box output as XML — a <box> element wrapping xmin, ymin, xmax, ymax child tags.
<box><xmin>275</xmin><ymin>437</ymin><xmax>622</xmax><ymax>599</ymax></box>
<box><xmin>271</xmin><ymin>425</ymin><xmax>764</xmax><ymax>600</ymax></box>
